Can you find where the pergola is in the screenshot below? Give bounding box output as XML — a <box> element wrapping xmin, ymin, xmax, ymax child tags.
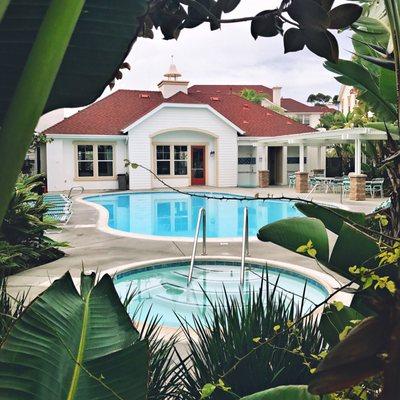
<box><xmin>258</xmin><ymin>127</ymin><xmax>392</xmax><ymax>201</ymax></box>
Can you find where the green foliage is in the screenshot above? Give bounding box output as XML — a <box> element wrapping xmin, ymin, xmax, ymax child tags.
<box><xmin>257</xmin><ymin>209</ymin><xmax>380</xmax><ymax>281</ymax></box>
<box><xmin>0</xmin><ymin>278</ymin><xmax>26</xmax><ymax>342</ymax></box>
<box><xmin>258</xmin><ymin>217</ymin><xmax>330</xmax><ymax>264</ymax></box>
<box><xmin>241</xmin><ymin>385</ymin><xmax>331</xmax><ymax>400</ymax></box>
<box><xmin>177</xmin><ymin>282</ymin><xmax>325</xmax><ymax>399</ymax></box>
<box><xmin>324</xmin><ymin>59</ymin><xmax>397</xmax><ymax>122</ymax></box>
<box><xmin>0</xmin><ymin>272</ymin><xmax>149</xmax><ymax>400</ymax></box>
<box><xmin>319</xmin><ymin>304</ymin><xmax>364</xmax><ymax>346</ymax></box>
<box><xmin>0</xmin><ymin>174</ymin><xmax>65</xmax><ymax>275</ymax></box>
<box><xmin>240</xmin><ymin>89</ymin><xmax>268</xmax><ymax>105</ymax></box>
<box><xmin>294</xmin><ymin>203</ymin><xmax>366</xmax><ymax>235</ymax></box>
<box><xmin>0</xmin><ymin>0</ymin><xmax>149</xmax><ymax>225</ymax></box>
<box><xmin>131</xmin><ymin>306</ymin><xmax>181</xmax><ymax>400</ymax></box>
<box><xmin>307</xmin><ymin>92</ymin><xmax>332</xmax><ymax>105</ymax></box>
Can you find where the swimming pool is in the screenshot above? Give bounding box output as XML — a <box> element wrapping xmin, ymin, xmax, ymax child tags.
<box><xmin>85</xmin><ymin>191</ymin><xmax>301</xmax><ymax>239</ymax></box>
<box><xmin>114</xmin><ymin>259</ymin><xmax>329</xmax><ymax>328</ymax></box>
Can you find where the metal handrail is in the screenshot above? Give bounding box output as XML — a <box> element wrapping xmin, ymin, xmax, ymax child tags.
<box><xmin>240</xmin><ymin>207</ymin><xmax>250</xmax><ymax>285</ymax></box>
<box><xmin>67</xmin><ymin>186</ymin><xmax>84</xmax><ymax>198</ymax></box>
<box><xmin>188</xmin><ymin>207</ymin><xmax>207</xmax><ymax>283</ymax></box>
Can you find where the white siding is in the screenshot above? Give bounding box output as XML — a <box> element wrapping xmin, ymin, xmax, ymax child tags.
<box><xmin>127</xmin><ymin>106</ymin><xmax>238</xmax><ymax>190</ymax></box>
<box><xmin>46</xmin><ymin>138</ymin><xmax>127</xmax><ymax>192</ymax></box>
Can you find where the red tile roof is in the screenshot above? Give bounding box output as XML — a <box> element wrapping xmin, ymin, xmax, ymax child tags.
<box><xmin>280</xmin><ymin>98</ymin><xmax>335</xmax><ymax>113</ymax></box>
<box><xmin>44</xmin><ymin>87</ymin><xmax>319</xmax><ymax>137</ymax></box>
<box><xmin>190</xmin><ymin>85</ymin><xmax>335</xmax><ymax>113</ymax></box>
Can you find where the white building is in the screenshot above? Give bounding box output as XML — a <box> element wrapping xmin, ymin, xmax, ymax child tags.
<box><xmin>338</xmin><ymin>84</ymin><xmax>358</xmax><ymax>115</ymax></box>
<box><xmin>43</xmin><ymin>64</ymin><xmax>333</xmax><ymax>192</ymax></box>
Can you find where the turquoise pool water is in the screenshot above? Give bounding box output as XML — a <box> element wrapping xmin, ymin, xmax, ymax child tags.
<box><xmin>115</xmin><ymin>261</ymin><xmax>328</xmax><ymax>328</ymax></box>
<box><xmin>85</xmin><ymin>192</ymin><xmax>301</xmax><ymax>238</ymax></box>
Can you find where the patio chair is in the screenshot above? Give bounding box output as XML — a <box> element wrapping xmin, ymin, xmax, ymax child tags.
<box><xmin>342</xmin><ymin>179</ymin><xmax>350</xmax><ymax>196</ymax></box>
<box><xmin>366</xmin><ymin>178</ymin><xmax>384</xmax><ymax>198</ymax></box>
<box><xmin>288</xmin><ymin>174</ymin><xmax>296</xmax><ymax>188</ymax></box>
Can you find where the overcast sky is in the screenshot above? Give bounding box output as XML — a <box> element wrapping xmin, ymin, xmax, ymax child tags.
<box><xmin>106</xmin><ymin>0</ymin><xmax>354</xmax><ymax>103</ymax></box>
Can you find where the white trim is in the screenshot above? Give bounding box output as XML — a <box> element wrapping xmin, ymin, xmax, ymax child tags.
<box><xmin>47</xmin><ymin>134</ymin><xmax>126</xmax><ymax>140</ymax></box>
<box><xmin>123</xmin><ymin>103</ymin><xmax>246</xmax><ymax>135</ymax></box>
<box><xmin>257</xmin><ymin>127</ymin><xmax>396</xmax><ymax>146</ymax></box>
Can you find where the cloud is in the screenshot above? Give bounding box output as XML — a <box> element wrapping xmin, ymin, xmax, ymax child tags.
<box><xmin>108</xmin><ymin>0</ymin><xmax>354</xmax><ymax>102</ymax></box>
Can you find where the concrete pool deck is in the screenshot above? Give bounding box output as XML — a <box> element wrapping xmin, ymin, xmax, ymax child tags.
<box><xmin>6</xmin><ymin>186</ymin><xmax>386</xmax><ymax>301</ymax></box>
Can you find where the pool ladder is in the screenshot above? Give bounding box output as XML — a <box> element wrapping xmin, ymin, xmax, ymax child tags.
<box><xmin>187</xmin><ymin>207</ymin><xmax>250</xmax><ymax>285</ymax></box>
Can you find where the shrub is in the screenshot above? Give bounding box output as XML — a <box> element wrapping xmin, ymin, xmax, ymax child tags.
<box><xmin>177</xmin><ymin>278</ymin><xmax>325</xmax><ymax>399</ymax></box>
<box><xmin>0</xmin><ymin>174</ymin><xmax>66</xmax><ymax>275</ymax></box>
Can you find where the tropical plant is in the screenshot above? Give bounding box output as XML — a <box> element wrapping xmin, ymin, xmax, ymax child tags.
<box><xmin>0</xmin><ymin>271</ymin><xmax>149</xmax><ymax>399</ymax></box>
<box><xmin>0</xmin><ymin>278</ymin><xmax>26</xmax><ymax>342</ymax></box>
<box><xmin>256</xmin><ymin>201</ymin><xmax>399</xmax><ymax>399</ymax></box>
<box><xmin>323</xmin><ymin>0</ymin><xmax>400</xmax><ymax>235</ymax></box>
<box><xmin>130</xmin><ymin>301</ymin><xmax>181</xmax><ymax>400</ymax></box>
<box><xmin>240</xmin><ymin>89</ymin><xmax>268</xmax><ymax>105</ymax></box>
<box><xmin>177</xmin><ymin>282</ymin><xmax>325</xmax><ymax>399</ymax></box>
<box><xmin>0</xmin><ymin>174</ymin><xmax>65</xmax><ymax>275</ymax></box>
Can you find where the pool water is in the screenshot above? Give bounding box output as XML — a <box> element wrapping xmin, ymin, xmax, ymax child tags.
<box><xmin>86</xmin><ymin>192</ymin><xmax>301</xmax><ymax>238</ymax></box>
<box><xmin>115</xmin><ymin>261</ymin><xmax>328</xmax><ymax>328</ymax></box>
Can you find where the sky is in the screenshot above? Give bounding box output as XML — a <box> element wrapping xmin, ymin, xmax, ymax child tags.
<box><xmin>108</xmin><ymin>0</ymin><xmax>354</xmax><ymax>103</ymax></box>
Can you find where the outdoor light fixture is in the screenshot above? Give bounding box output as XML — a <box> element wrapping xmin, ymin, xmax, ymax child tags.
<box><xmin>210</xmin><ymin>150</ymin><xmax>215</xmax><ymax>157</ymax></box>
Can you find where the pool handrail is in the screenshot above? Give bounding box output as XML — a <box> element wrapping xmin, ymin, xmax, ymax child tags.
<box><xmin>240</xmin><ymin>207</ymin><xmax>250</xmax><ymax>285</ymax></box>
<box><xmin>188</xmin><ymin>207</ymin><xmax>207</xmax><ymax>283</ymax></box>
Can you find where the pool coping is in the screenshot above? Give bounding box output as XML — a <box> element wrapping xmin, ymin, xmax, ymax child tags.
<box><xmin>94</xmin><ymin>255</ymin><xmax>353</xmax><ymax>335</ymax></box>
<box><xmin>77</xmin><ymin>190</ymin><xmax>351</xmax><ymax>243</ymax></box>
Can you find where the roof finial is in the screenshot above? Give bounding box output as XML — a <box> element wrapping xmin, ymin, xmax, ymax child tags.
<box><xmin>164</xmin><ymin>56</ymin><xmax>182</xmax><ymax>81</ymax></box>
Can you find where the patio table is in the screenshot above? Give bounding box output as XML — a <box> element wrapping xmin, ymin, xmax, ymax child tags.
<box><xmin>313</xmin><ymin>177</ymin><xmax>341</xmax><ymax>193</ymax></box>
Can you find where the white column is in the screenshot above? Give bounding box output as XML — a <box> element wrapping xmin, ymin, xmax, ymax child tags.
<box><xmin>355</xmin><ymin>138</ymin><xmax>362</xmax><ymax>174</ymax></box>
<box><xmin>264</xmin><ymin>146</ymin><xmax>269</xmax><ymax>170</ymax></box>
<box><xmin>299</xmin><ymin>144</ymin><xmax>305</xmax><ymax>172</ymax></box>
<box><xmin>256</xmin><ymin>145</ymin><xmax>264</xmax><ymax>170</ymax></box>
<box><xmin>316</xmin><ymin>146</ymin><xmax>322</xmax><ymax>169</ymax></box>
<box><xmin>282</xmin><ymin>146</ymin><xmax>288</xmax><ymax>185</ymax></box>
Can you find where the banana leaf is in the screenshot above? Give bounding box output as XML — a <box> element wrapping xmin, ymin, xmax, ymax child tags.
<box><xmin>0</xmin><ymin>272</ymin><xmax>149</xmax><ymax>400</ymax></box>
<box><xmin>241</xmin><ymin>385</ymin><xmax>331</xmax><ymax>399</ymax></box>
<box><xmin>257</xmin><ymin>219</ymin><xmax>380</xmax><ymax>280</ymax></box>
<box><xmin>0</xmin><ymin>0</ymin><xmax>149</xmax><ymax>123</ymax></box>
<box><xmin>257</xmin><ymin>217</ymin><xmax>329</xmax><ymax>264</ymax></box>
<box><xmin>324</xmin><ymin>59</ymin><xmax>397</xmax><ymax>122</ymax></box>
<box><xmin>295</xmin><ymin>202</ymin><xmax>366</xmax><ymax>235</ymax></box>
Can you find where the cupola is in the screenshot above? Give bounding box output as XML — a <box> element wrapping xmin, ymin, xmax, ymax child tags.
<box><xmin>158</xmin><ymin>58</ymin><xmax>189</xmax><ymax>99</ymax></box>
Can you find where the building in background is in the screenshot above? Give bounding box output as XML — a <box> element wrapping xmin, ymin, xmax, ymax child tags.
<box><xmin>43</xmin><ymin>63</ymin><xmax>332</xmax><ymax>191</ymax></box>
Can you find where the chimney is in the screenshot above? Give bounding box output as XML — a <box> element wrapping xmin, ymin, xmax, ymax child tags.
<box><xmin>272</xmin><ymin>86</ymin><xmax>282</xmax><ymax>106</ymax></box>
<box><xmin>157</xmin><ymin>60</ymin><xmax>189</xmax><ymax>99</ymax></box>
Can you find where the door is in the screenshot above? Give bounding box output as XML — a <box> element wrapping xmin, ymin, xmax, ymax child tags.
<box><xmin>191</xmin><ymin>146</ymin><xmax>206</xmax><ymax>185</ymax></box>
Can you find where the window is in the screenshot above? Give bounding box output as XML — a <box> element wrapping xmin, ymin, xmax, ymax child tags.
<box><xmin>76</xmin><ymin>143</ymin><xmax>114</xmax><ymax>178</ymax></box>
<box><xmin>156</xmin><ymin>145</ymin><xmax>188</xmax><ymax>176</ymax></box>
<box><xmin>77</xmin><ymin>145</ymin><xmax>94</xmax><ymax>177</ymax></box>
<box><xmin>156</xmin><ymin>145</ymin><xmax>170</xmax><ymax>175</ymax></box>
<box><xmin>303</xmin><ymin>115</ymin><xmax>310</xmax><ymax>125</ymax></box>
<box><xmin>174</xmin><ymin>145</ymin><xmax>188</xmax><ymax>175</ymax></box>
<box><xmin>98</xmin><ymin>145</ymin><xmax>113</xmax><ymax>177</ymax></box>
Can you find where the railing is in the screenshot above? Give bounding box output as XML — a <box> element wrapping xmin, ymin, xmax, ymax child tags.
<box><xmin>188</xmin><ymin>207</ymin><xmax>207</xmax><ymax>284</ymax></box>
<box><xmin>240</xmin><ymin>207</ymin><xmax>250</xmax><ymax>285</ymax></box>
<box><xmin>67</xmin><ymin>186</ymin><xmax>84</xmax><ymax>198</ymax></box>
<box><xmin>304</xmin><ymin>183</ymin><xmax>320</xmax><ymax>201</ymax></box>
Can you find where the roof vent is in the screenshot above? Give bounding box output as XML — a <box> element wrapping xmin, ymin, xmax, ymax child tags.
<box><xmin>286</xmin><ymin>120</ymin><xmax>292</xmax><ymax>124</ymax></box>
<box><xmin>243</xmin><ymin>120</ymin><xmax>249</xmax><ymax>124</ymax></box>
<box><xmin>139</xmin><ymin>93</ymin><xmax>150</xmax><ymax>99</ymax></box>
<box><xmin>210</xmin><ymin>96</ymin><xmax>220</xmax><ymax>101</ymax></box>
<box><xmin>196</xmin><ymin>90</ymin><xmax>201</xmax><ymax>93</ymax></box>
<box><xmin>243</xmin><ymin>104</ymin><xmax>250</xmax><ymax>110</ymax></box>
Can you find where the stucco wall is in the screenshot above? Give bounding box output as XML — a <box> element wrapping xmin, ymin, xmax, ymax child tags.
<box><xmin>46</xmin><ymin>138</ymin><xmax>127</xmax><ymax>192</ymax></box>
<box><xmin>127</xmin><ymin>106</ymin><xmax>239</xmax><ymax>190</ymax></box>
